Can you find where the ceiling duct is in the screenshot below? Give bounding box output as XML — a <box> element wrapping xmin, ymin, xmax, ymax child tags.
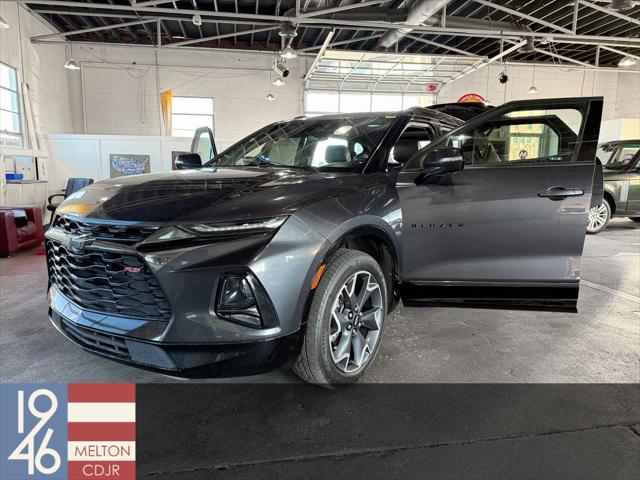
<box><xmin>379</xmin><ymin>0</ymin><xmax>452</xmax><ymax>48</ymax></box>
<box><xmin>294</xmin><ymin>1</ymin><xmax>529</xmax><ymax>49</ymax></box>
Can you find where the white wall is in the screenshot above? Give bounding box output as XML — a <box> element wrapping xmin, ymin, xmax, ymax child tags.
<box><xmin>72</xmin><ymin>45</ymin><xmax>304</xmax><ymax>150</ymax></box>
<box><xmin>0</xmin><ymin>3</ymin><xmax>72</xmax><ymax>208</ymax></box>
<box><xmin>0</xmin><ymin>3</ymin><xmax>72</xmax><ymax>146</ymax></box>
<box><xmin>436</xmin><ymin>63</ymin><xmax>624</xmax><ymax>122</ymax></box>
<box><xmin>44</xmin><ymin>134</ymin><xmax>191</xmax><ymax>192</ymax></box>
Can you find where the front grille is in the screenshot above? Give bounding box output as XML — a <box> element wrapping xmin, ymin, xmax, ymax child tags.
<box><xmin>60</xmin><ymin>317</ymin><xmax>131</xmax><ymax>360</ymax></box>
<box><xmin>53</xmin><ymin>216</ymin><xmax>160</xmax><ymax>245</ymax></box>
<box><xmin>47</xmin><ymin>240</ymin><xmax>172</xmax><ymax>320</ymax></box>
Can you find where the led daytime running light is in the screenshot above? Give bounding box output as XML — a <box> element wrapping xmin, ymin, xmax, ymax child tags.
<box><xmin>191</xmin><ymin>216</ymin><xmax>287</xmax><ymax>234</ymax></box>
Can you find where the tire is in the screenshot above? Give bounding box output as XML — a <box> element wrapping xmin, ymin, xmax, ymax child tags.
<box><xmin>292</xmin><ymin>249</ymin><xmax>388</xmax><ymax>387</ymax></box>
<box><xmin>586</xmin><ymin>199</ymin><xmax>611</xmax><ymax>234</ymax></box>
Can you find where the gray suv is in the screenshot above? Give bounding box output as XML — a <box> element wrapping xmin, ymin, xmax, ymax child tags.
<box><xmin>46</xmin><ymin>97</ymin><xmax>603</xmax><ymax>385</ymax></box>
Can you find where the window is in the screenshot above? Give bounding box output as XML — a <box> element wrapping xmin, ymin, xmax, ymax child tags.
<box><xmin>304</xmin><ymin>91</ymin><xmax>433</xmax><ymax>116</ymax></box>
<box><xmin>211</xmin><ymin>115</ymin><xmax>393</xmax><ymax>172</ymax></box>
<box><xmin>0</xmin><ymin>63</ymin><xmax>22</xmax><ymax>147</ymax></box>
<box><xmin>171</xmin><ymin>96</ymin><xmax>214</xmax><ymax>138</ymax></box>
<box><xmin>447</xmin><ymin>108</ymin><xmax>583</xmax><ymax>166</ymax></box>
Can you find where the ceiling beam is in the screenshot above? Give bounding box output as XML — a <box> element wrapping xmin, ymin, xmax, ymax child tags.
<box><xmin>444</xmin><ymin>39</ymin><xmax>527</xmax><ymax>86</ymax></box>
<box><xmin>578</xmin><ymin>0</ymin><xmax>640</xmax><ymax>27</ymax></box>
<box><xmin>14</xmin><ymin>0</ymin><xmax>640</xmax><ymax>47</ymax></box>
<box><xmin>471</xmin><ymin>0</ymin><xmax>573</xmax><ymax>34</ymax></box>
<box><xmin>301</xmin><ymin>0</ymin><xmax>386</xmax><ymax>18</ymax></box>
<box><xmin>299</xmin><ymin>33</ymin><xmax>382</xmax><ymax>52</ymax></box>
<box><xmin>533</xmin><ymin>47</ymin><xmax>592</xmax><ymax>67</ymax></box>
<box><xmin>304</xmin><ymin>30</ymin><xmax>335</xmax><ymax>81</ymax></box>
<box><xmin>31</xmin><ymin>18</ymin><xmax>157</xmax><ymax>40</ymax></box>
<box><xmin>599</xmin><ymin>45</ymin><xmax>640</xmax><ymax>61</ymax></box>
<box><xmin>168</xmin><ymin>25</ymin><xmax>279</xmax><ymax>47</ymax></box>
<box><xmin>404</xmin><ymin>34</ymin><xmax>479</xmax><ymax>57</ymax></box>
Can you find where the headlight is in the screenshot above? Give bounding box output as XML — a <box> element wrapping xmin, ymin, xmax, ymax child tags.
<box><xmin>190</xmin><ymin>216</ymin><xmax>288</xmax><ymax>235</ymax></box>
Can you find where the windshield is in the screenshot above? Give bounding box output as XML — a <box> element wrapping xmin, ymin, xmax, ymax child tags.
<box><xmin>207</xmin><ymin>115</ymin><xmax>394</xmax><ymax>171</ymax></box>
<box><xmin>598</xmin><ymin>143</ymin><xmax>640</xmax><ymax>169</ymax></box>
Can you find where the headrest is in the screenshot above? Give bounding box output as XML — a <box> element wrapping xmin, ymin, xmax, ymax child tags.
<box><xmin>393</xmin><ymin>139</ymin><xmax>419</xmax><ymax>163</ymax></box>
<box><xmin>325</xmin><ymin>145</ymin><xmax>350</xmax><ymax>163</ymax></box>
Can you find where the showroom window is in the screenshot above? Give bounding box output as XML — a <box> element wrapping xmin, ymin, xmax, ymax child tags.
<box><xmin>0</xmin><ymin>62</ymin><xmax>23</xmax><ymax>147</ymax></box>
<box><xmin>171</xmin><ymin>96</ymin><xmax>214</xmax><ymax>138</ymax></box>
<box><xmin>305</xmin><ymin>91</ymin><xmax>433</xmax><ymax>116</ymax></box>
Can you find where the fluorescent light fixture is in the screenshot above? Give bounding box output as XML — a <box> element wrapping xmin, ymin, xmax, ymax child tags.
<box><xmin>280</xmin><ymin>46</ymin><xmax>298</xmax><ymax>59</ymax></box>
<box><xmin>527</xmin><ymin>85</ymin><xmax>539</xmax><ymax>94</ymax></box>
<box><xmin>0</xmin><ymin>16</ymin><xmax>9</xmax><ymax>29</ymax></box>
<box><xmin>64</xmin><ymin>58</ymin><xmax>81</xmax><ymax>70</ymax></box>
<box><xmin>265</xmin><ymin>92</ymin><xmax>276</xmax><ymax>101</ymax></box>
<box><xmin>272</xmin><ymin>77</ymin><xmax>285</xmax><ymax>86</ymax></box>
<box><xmin>618</xmin><ymin>55</ymin><xmax>637</xmax><ymax>67</ymax></box>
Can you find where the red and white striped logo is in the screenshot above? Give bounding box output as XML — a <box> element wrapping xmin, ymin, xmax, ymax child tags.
<box><xmin>67</xmin><ymin>384</ymin><xmax>136</xmax><ymax>480</ymax></box>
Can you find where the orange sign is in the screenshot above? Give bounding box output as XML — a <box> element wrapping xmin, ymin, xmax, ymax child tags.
<box><xmin>457</xmin><ymin>93</ymin><xmax>485</xmax><ymax>103</ymax></box>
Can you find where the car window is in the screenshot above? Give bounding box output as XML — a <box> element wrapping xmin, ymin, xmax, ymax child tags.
<box><xmin>193</xmin><ymin>129</ymin><xmax>214</xmax><ymax>162</ymax></box>
<box><xmin>446</xmin><ymin>108</ymin><xmax>582</xmax><ymax>166</ymax></box>
<box><xmin>209</xmin><ymin>116</ymin><xmax>393</xmax><ymax>171</ymax></box>
<box><xmin>600</xmin><ymin>144</ymin><xmax>640</xmax><ymax>169</ymax></box>
<box><xmin>390</xmin><ymin>125</ymin><xmax>434</xmax><ymax>166</ymax></box>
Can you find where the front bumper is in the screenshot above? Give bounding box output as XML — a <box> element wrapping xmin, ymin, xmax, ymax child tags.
<box><xmin>45</xmin><ymin>215</ymin><xmax>328</xmax><ymax>375</ymax></box>
<box><xmin>49</xmin><ymin>297</ymin><xmax>302</xmax><ymax>377</ymax></box>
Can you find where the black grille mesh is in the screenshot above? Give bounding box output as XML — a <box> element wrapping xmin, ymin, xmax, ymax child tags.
<box><xmin>60</xmin><ymin>317</ymin><xmax>131</xmax><ymax>359</ymax></box>
<box><xmin>47</xmin><ymin>240</ymin><xmax>172</xmax><ymax>320</ymax></box>
<box><xmin>53</xmin><ymin>216</ymin><xmax>160</xmax><ymax>244</ymax></box>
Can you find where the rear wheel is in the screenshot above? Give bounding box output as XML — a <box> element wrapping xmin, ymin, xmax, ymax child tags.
<box><xmin>292</xmin><ymin>249</ymin><xmax>387</xmax><ymax>387</ymax></box>
<box><xmin>586</xmin><ymin>199</ymin><xmax>611</xmax><ymax>234</ymax></box>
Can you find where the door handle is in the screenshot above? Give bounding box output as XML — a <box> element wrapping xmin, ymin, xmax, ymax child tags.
<box><xmin>537</xmin><ymin>186</ymin><xmax>585</xmax><ymax>200</ymax></box>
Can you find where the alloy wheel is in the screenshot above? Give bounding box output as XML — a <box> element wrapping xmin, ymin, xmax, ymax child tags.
<box><xmin>587</xmin><ymin>202</ymin><xmax>609</xmax><ymax>233</ymax></box>
<box><xmin>329</xmin><ymin>270</ymin><xmax>383</xmax><ymax>373</ymax></box>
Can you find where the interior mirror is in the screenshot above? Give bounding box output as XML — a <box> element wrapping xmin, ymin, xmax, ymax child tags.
<box><xmin>422</xmin><ymin>147</ymin><xmax>464</xmax><ymax>176</ymax></box>
<box><xmin>175</xmin><ymin>153</ymin><xmax>202</xmax><ymax>170</ymax></box>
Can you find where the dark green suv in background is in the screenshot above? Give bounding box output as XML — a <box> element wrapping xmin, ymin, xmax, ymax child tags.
<box><xmin>587</xmin><ymin>140</ymin><xmax>640</xmax><ymax>234</ymax></box>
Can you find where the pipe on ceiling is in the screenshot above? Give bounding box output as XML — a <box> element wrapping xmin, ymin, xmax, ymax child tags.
<box><xmin>291</xmin><ymin>2</ymin><xmax>529</xmax><ymax>49</ymax></box>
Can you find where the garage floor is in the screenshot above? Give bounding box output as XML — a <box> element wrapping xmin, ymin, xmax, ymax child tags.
<box><xmin>1</xmin><ymin>219</ymin><xmax>638</xmax><ymax>384</ymax></box>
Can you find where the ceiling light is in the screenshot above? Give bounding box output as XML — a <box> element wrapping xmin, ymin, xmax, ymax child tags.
<box><xmin>527</xmin><ymin>85</ymin><xmax>539</xmax><ymax>94</ymax></box>
<box><xmin>280</xmin><ymin>46</ymin><xmax>298</xmax><ymax>59</ymax></box>
<box><xmin>64</xmin><ymin>58</ymin><xmax>81</xmax><ymax>70</ymax></box>
<box><xmin>0</xmin><ymin>16</ymin><xmax>9</xmax><ymax>29</ymax></box>
<box><xmin>192</xmin><ymin>14</ymin><xmax>202</xmax><ymax>26</ymax></box>
<box><xmin>272</xmin><ymin>77</ymin><xmax>285</xmax><ymax>86</ymax></box>
<box><xmin>608</xmin><ymin>0</ymin><xmax>634</xmax><ymax>12</ymax></box>
<box><xmin>265</xmin><ymin>93</ymin><xmax>275</xmax><ymax>101</ymax></box>
<box><xmin>618</xmin><ymin>55</ymin><xmax>637</xmax><ymax>67</ymax></box>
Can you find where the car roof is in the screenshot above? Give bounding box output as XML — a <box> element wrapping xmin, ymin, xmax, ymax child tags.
<box><xmin>600</xmin><ymin>139</ymin><xmax>640</xmax><ymax>146</ymax></box>
<box><xmin>293</xmin><ymin>106</ymin><xmax>464</xmax><ymax>127</ymax></box>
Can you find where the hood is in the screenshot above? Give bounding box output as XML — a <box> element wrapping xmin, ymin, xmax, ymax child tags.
<box><xmin>56</xmin><ymin>167</ymin><xmax>363</xmax><ymax>224</ymax></box>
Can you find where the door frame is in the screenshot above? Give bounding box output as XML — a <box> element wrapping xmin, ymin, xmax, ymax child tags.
<box><xmin>397</xmin><ymin>96</ymin><xmax>604</xmax><ymax>313</ymax></box>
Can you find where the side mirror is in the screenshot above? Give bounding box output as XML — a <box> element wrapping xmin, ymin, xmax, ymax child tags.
<box><xmin>422</xmin><ymin>147</ymin><xmax>464</xmax><ymax>176</ymax></box>
<box><xmin>175</xmin><ymin>153</ymin><xmax>202</xmax><ymax>170</ymax></box>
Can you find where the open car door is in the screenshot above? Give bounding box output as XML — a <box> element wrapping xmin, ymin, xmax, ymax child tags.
<box><xmin>191</xmin><ymin>126</ymin><xmax>217</xmax><ymax>163</ymax></box>
<box><xmin>397</xmin><ymin>97</ymin><xmax>603</xmax><ymax>312</ymax></box>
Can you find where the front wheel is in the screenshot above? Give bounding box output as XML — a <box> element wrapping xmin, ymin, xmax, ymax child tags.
<box><xmin>586</xmin><ymin>199</ymin><xmax>611</xmax><ymax>234</ymax></box>
<box><xmin>292</xmin><ymin>249</ymin><xmax>387</xmax><ymax>387</ymax></box>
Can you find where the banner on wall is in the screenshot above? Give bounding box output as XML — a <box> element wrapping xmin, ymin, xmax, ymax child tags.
<box><xmin>109</xmin><ymin>154</ymin><xmax>150</xmax><ymax>178</ymax></box>
<box><xmin>457</xmin><ymin>93</ymin><xmax>485</xmax><ymax>103</ymax></box>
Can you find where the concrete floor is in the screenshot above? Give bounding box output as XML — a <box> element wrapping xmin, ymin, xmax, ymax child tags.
<box><xmin>1</xmin><ymin>218</ymin><xmax>638</xmax><ymax>384</ymax></box>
